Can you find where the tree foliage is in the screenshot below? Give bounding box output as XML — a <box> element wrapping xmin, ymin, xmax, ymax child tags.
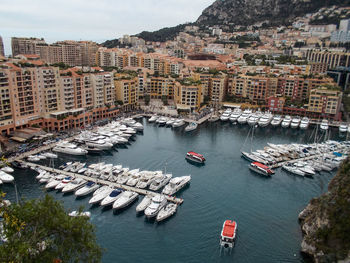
<box><xmin>0</xmin><ymin>194</ymin><xmax>102</xmax><ymax>263</ymax></box>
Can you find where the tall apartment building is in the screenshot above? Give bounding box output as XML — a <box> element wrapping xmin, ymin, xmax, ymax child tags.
<box><xmin>145</xmin><ymin>77</ymin><xmax>175</xmax><ymax>100</ymax></box>
<box><xmin>306</xmin><ymin>50</ymin><xmax>350</xmax><ymax>69</ymax></box>
<box><xmin>0</xmin><ymin>69</ymin><xmax>14</xmax><ymax>134</ymax></box>
<box><xmin>114</xmin><ymin>76</ymin><xmax>139</xmax><ymax>109</ymax></box>
<box><xmin>11</xmin><ymin>37</ymin><xmax>46</xmax><ymax>57</ymax></box>
<box><xmin>209</xmin><ymin>74</ymin><xmax>227</xmax><ymax>103</ymax></box>
<box><xmin>307</xmin><ymin>87</ymin><xmax>342</xmax><ymax>119</ymax></box>
<box><xmin>0</xmin><ymin>36</ymin><xmax>4</xmax><ymax>56</ymax></box>
<box><xmin>174</xmin><ymin>82</ymin><xmax>203</xmax><ymax>111</ymax></box>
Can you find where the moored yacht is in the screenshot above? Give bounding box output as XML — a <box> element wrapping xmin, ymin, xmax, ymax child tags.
<box><xmin>53</xmin><ymin>141</ymin><xmax>88</xmax><ymax>156</ymax></box>
<box><xmin>149</xmin><ymin>173</ymin><xmax>172</xmax><ymax>191</ymax></box>
<box><xmin>0</xmin><ymin>171</ymin><xmax>14</xmax><ymax>183</ymax></box>
<box><xmin>162</xmin><ymin>175</ymin><xmax>191</xmax><ymax>195</ymax></box>
<box><xmin>299</xmin><ymin>117</ymin><xmax>310</xmax><ymax>130</ymax></box>
<box><xmin>258</xmin><ymin>112</ymin><xmax>273</xmax><ymax>127</ymax></box>
<box><xmin>339</xmin><ymin>123</ymin><xmax>348</xmax><ymax>133</ymax></box>
<box><xmin>320</xmin><ymin>119</ymin><xmax>329</xmax><ymax>131</ymax></box>
<box><xmin>86</xmin><ymin>138</ymin><xmax>113</xmax><ymax>150</ymax></box>
<box><xmin>112</xmin><ymin>191</ymin><xmax>139</xmax><ymax>210</ymax></box>
<box><xmin>148</xmin><ymin>115</ymin><xmax>158</xmax><ymax>122</ymax></box>
<box><xmin>290</xmin><ymin>116</ymin><xmax>301</xmax><ymax>129</ymax></box>
<box><xmin>249</xmin><ymin>162</ymin><xmax>274</xmax><ymax>177</ymax></box>
<box><xmin>247</xmin><ymin>112</ymin><xmax>261</xmax><ymax>126</ymax></box>
<box><xmin>156</xmin><ymin>203</ymin><xmax>177</xmax><ymax>222</ymax></box>
<box><xmin>185</xmin><ymin>122</ymin><xmax>198</xmax><ymax>132</ymax></box>
<box><xmin>237</xmin><ymin>109</ymin><xmax>252</xmax><ymax>124</ymax></box>
<box><xmin>62</xmin><ymin>178</ymin><xmax>87</xmax><ymax>193</ymax></box>
<box><xmin>229</xmin><ymin>108</ymin><xmax>242</xmax><ymax>123</ymax></box>
<box><xmin>89</xmin><ymin>186</ymin><xmax>113</xmax><ymax>205</ymax></box>
<box><xmin>75</xmin><ymin>181</ymin><xmax>100</xmax><ymax>197</ymax></box>
<box><xmin>136</xmin><ymin>195</ymin><xmax>152</xmax><ymax>213</ymax></box>
<box><xmin>100</xmin><ymin>189</ymin><xmax>123</xmax><ymax>207</ymax></box>
<box><xmin>271</xmin><ymin>115</ymin><xmax>282</xmax><ymax>127</ymax></box>
<box><xmin>281</xmin><ymin>115</ymin><xmax>292</xmax><ymax>128</ymax></box>
<box><xmin>220</xmin><ymin>111</ymin><xmax>231</xmax><ymax>121</ymax></box>
<box><xmin>144</xmin><ymin>194</ymin><xmax>167</xmax><ymax>219</ymax></box>
<box><xmin>172</xmin><ymin>119</ymin><xmax>186</xmax><ymax>128</ymax></box>
<box><xmin>220</xmin><ymin>220</ymin><xmax>237</xmax><ymax>248</ymax></box>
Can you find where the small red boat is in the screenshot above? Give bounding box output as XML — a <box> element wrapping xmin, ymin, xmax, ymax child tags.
<box><xmin>220</xmin><ymin>220</ymin><xmax>237</xmax><ymax>248</ymax></box>
<box><xmin>185</xmin><ymin>151</ymin><xmax>206</xmax><ymax>164</ymax></box>
<box><xmin>249</xmin><ymin>162</ymin><xmax>274</xmax><ymax>176</ymax></box>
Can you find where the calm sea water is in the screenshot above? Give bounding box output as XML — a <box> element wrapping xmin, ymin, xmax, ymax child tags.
<box><xmin>2</xmin><ymin>119</ymin><xmax>346</xmax><ymax>263</ymax></box>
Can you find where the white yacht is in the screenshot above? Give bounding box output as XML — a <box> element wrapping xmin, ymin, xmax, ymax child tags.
<box><xmin>172</xmin><ymin>119</ymin><xmax>185</xmax><ymax>128</ymax></box>
<box><xmin>237</xmin><ymin>109</ymin><xmax>252</xmax><ymax>124</ymax></box>
<box><xmin>185</xmin><ymin>122</ymin><xmax>198</xmax><ymax>132</ymax></box>
<box><xmin>247</xmin><ymin>112</ymin><xmax>261</xmax><ymax>126</ymax></box>
<box><xmin>229</xmin><ymin>108</ymin><xmax>242</xmax><ymax>123</ymax></box>
<box><xmin>320</xmin><ymin>119</ymin><xmax>329</xmax><ymax>131</ymax></box>
<box><xmin>112</xmin><ymin>191</ymin><xmax>139</xmax><ymax>210</ymax></box>
<box><xmin>86</xmin><ymin>138</ymin><xmax>113</xmax><ymax>150</ymax></box>
<box><xmin>258</xmin><ymin>112</ymin><xmax>273</xmax><ymax>127</ymax></box>
<box><xmin>290</xmin><ymin>116</ymin><xmax>301</xmax><ymax>129</ymax></box>
<box><xmin>156</xmin><ymin>203</ymin><xmax>177</xmax><ymax>222</ymax></box>
<box><xmin>157</xmin><ymin>117</ymin><xmax>168</xmax><ymax>126</ymax></box>
<box><xmin>135</xmin><ymin>171</ymin><xmax>156</xmax><ymax>189</ymax></box>
<box><xmin>166</xmin><ymin>118</ymin><xmax>176</xmax><ymax>126</ymax></box>
<box><xmin>0</xmin><ymin>171</ymin><xmax>14</xmax><ymax>183</ymax></box>
<box><xmin>339</xmin><ymin>123</ymin><xmax>348</xmax><ymax>133</ymax></box>
<box><xmin>1</xmin><ymin>166</ymin><xmax>14</xmax><ymax>173</ymax></box>
<box><xmin>55</xmin><ymin>176</ymin><xmax>74</xmax><ymax>190</ymax></box>
<box><xmin>271</xmin><ymin>115</ymin><xmax>282</xmax><ymax>127</ymax></box>
<box><xmin>162</xmin><ymin>175</ymin><xmax>191</xmax><ymax>195</ymax></box>
<box><xmin>53</xmin><ymin>141</ymin><xmax>88</xmax><ymax>156</ymax></box>
<box><xmin>281</xmin><ymin>115</ymin><xmax>292</xmax><ymax>128</ymax></box>
<box><xmin>144</xmin><ymin>194</ymin><xmax>167</xmax><ymax>219</ymax></box>
<box><xmin>299</xmin><ymin>117</ymin><xmax>310</xmax><ymax>130</ymax></box>
<box><xmin>100</xmin><ymin>189</ymin><xmax>123</xmax><ymax>207</ymax></box>
<box><xmin>126</xmin><ymin>172</ymin><xmax>140</xmax><ymax>187</ymax></box>
<box><xmin>148</xmin><ymin>115</ymin><xmax>158</xmax><ymax>122</ymax></box>
<box><xmin>45</xmin><ymin>175</ymin><xmax>65</xmax><ymax>189</ymax></box>
<box><xmin>75</xmin><ymin>182</ymin><xmax>100</xmax><ymax>197</ymax></box>
<box><xmin>136</xmin><ymin>195</ymin><xmax>152</xmax><ymax>213</ymax></box>
<box><xmin>149</xmin><ymin>173</ymin><xmax>172</xmax><ymax>191</ymax></box>
<box><xmin>41</xmin><ymin>152</ymin><xmax>58</xmax><ymax>159</ymax></box>
<box><xmin>220</xmin><ymin>112</ymin><xmax>230</xmax><ymax>122</ymax></box>
<box><xmin>68</xmin><ymin>211</ymin><xmax>91</xmax><ymax>218</ymax></box>
<box><xmin>89</xmin><ymin>186</ymin><xmax>113</xmax><ymax>205</ymax></box>
<box><xmin>62</xmin><ymin>178</ymin><xmax>87</xmax><ymax>193</ymax></box>
<box><xmin>131</xmin><ymin>122</ymin><xmax>144</xmax><ymax>131</ymax></box>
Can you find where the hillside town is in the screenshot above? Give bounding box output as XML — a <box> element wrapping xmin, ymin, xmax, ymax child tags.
<box><xmin>0</xmin><ymin>5</ymin><xmax>349</xmax><ymax>148</ymax></box>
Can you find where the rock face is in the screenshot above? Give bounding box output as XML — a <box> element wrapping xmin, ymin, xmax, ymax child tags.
<box><xmin>298</xmin><ymin>158</ymin><xmax>350</xmax><ymax>263</ymax></box>
<box><xmin>196</xmin><ymin>0</ymin><xmax>350</xmax><ymax>27</ymax></box>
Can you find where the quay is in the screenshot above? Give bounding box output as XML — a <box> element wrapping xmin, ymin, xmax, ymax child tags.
<box><xmin>21</xmin><ymin>161</ymin><xmax>184</xmax><ymax>205</ymax></box>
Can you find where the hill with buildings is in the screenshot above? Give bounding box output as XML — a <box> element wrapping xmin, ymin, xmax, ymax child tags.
<box><xmin>299</xmin><ymin>158</ymin><xmax>350</xmax><ymax>262</ymax></box>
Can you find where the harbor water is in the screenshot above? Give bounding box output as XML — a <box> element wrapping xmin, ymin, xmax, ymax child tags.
<box><xmin>2</xmin><ymin>119</ymin><xmax>345</xmax><ymax>263</ymax></box>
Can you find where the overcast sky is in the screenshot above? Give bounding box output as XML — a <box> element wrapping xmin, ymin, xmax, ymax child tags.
<box><xmin>0</xmin><ymin>0</ymin><xmax>215</xmax><ymax>55</ymax></box>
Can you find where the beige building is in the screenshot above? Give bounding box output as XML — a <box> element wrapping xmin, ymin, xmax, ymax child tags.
<box><xmin>308</xmin><ymin>87</ymin><xmax>342</xmax><ymax>116</ymax></box>
<box><xmin>11</xmin><ymin>37</ymin><xmax>46</xmax><ymax>57</ymax></box>
<box><xmin>114</xmin><ymin>76</ymin><xmax>138</xmax><ymax>109</ymax></box>
<box><xmin>0</xmin><ymin>69</ymin><xmax>14</xmax><ymax>134</ymax></box>
<box><xmin>0</xmin><ymin>36</ymin><xmax>4</xmax><ymax>57</ymax></box>
<box><xmin>174</xmin><ymin>81</ymin><xmax>203</xmax><ymax>111</ymax></box>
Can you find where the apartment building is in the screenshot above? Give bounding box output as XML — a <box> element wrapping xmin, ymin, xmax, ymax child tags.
<box><xmin>0</xmin><ymin>69</ymin><xmax>14</xmax><ymax>135</ymax></box>
<box><xmin>209</xmin><ymin>74</ymin><xmax>227</xmax><ymax>103</ymax></box>
<box><xmin>145</xmin><ymin>77</ymin><xmax>175</xmax><ymax>100</ymax></box>
<box><xmin>0</xmin><ymin>36</ymin><xmax>4</xmax><ymax>57</ymax></box>
<box><xmin>307</xmin><ymin>87</ymin><xmax>342</xmax><ymax>119</ymax></box>
<box><xmin>11</xmin><ymin>37</ymin><xmax>46</xmax><ymax>57</ymax></box>
<box><xmin>306</xmin><ymin>49</ymin><xmax>350</xmax><ymax>69</ymax></box>
<box><xmin>174</xmin><ymin>81</ymin><xmax>203</xmax><ymax>111</ymax></box>
<box><xmin>114</xmin><ymin>76</ymin><xmax>138</xmax><ymax>109</ymax></box>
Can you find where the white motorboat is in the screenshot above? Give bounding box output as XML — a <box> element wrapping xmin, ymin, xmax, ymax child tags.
<box><xmin>131</xmin><ymin>122</ymin><xmax>144</xmax><ymax>131</ymax></box>
<box><xmin>299</xmin><ymin>117</ymin><xmax>310</xmax><ymax>130</ymax></box>
<box><xmin>320</xmin><ymin>119</ymin><xmax>329</xmax><ymax>131</ymax></box>
<box><xmin>136</xmin><ymin>195</ymin><xmax>152</xmax><ymax>213</ymax></box>
<box><xmin>258</xmin><ymin>112</ymin><xmax>273</xmax><ymax>127</ymax></box>
<box><xmin>220</xmin><ymin>112</ymin><xmax>230</xmax><ymax>121</ymax></box>
<box><xmin>172</xmin><ymin>119</ymin><xmax>186</xmax><ymax>128</ymax></box>
<box><xmin>69</xmin><ymin>211</ymin><xmax>91</xmax><ymax>218</ymax></box>
<box><xmin>100</xmin><ymin>189</ymin><xmax>123</xmax><ymax>207</ymax></box>
<box><xmin>271</xmin><ymin>115</ymin><xmax>282</xmax><ymax>126</ymax></box>
<box><xmin>166</xmin><ymin>118</ymin><xmax>176</xmax><ymax>126</ymax></box>
<box><xmin>281</xmin><ymin>115</ymin><xmax>292</xmax><ymax>128</ymax></box>
<box><xmin>1</xmin><ymin>166</ymin><xmax>14</xmax><ymax>173</ymax></box>
<box><xmin>229</xmin><ymin>108</ymin><xmax>242</xmax><ymax>123</ymax></box>
<box><xmin>112</xmin><ymin>191</ymin><xmax>139</xmax><ymax>210</ymax></box>
<box><xmin>75</xmin><ymin>182</ymin><xmax>100</xmax><ymax>197</ymax></box>
<box><xmin>157</xmin><ymin>117</ymin><xmax>168</xmax><ymax>126</ymax></box>
<box><xmin>144</xmin><ymin>194</ymin><xmax>167</xmax><ymax>218</ymax></box>
<box><xmin>237</xmin><ymin>109</ymin><xmax>252</xmax><ymax>124</ymax></box>
<box><xmin>135</xmin><ymin>171</ymin><xmax>156</xmax><ymax>189</ymax></box>
<box><xmin>53</xmin><ymin>141</ymin><xmax>88</xmax><ymax>156</ymax></box>
<box><xmin>185</xmin><ymin>122</ymin><xmax>198</xmax><ymax>132</ymax></box>
<box><xmin>126</xmin><ymin>170</ymin><xmax>140</xmax><ymax>186</ymax></box>
<box><xmin>339</xmin><ymin>123</ymin><xmax>348</xmax><ymax>133</ymax></box>
<box><xmin>148</xmin><ymin>115</ymin><xmax>158</xmax><ymax>122</ymax></box>
<box><xmin>62</xmin><ymin>178</ymin><xmax>87</xmax><ymax>193</ymax></box>
<box><xmin>220</xmin><ymin>220</ymin><xmax>237</xmax><ymax>248</ymax></box>
<box><xmin>282</xmin><ymin>165</ymin><xmax>305</xmax><ymax>177</ymax></box>
<box><xmin>162</xmin><ymin>175</ymin><xmax>191</xmax><ymax>195</ymax></box>
<box><xmin>27</xmin><ymin>155</ymin><xmax>40</xmax><ymax>162</ymax></box>
<box><xmin>86</xmin><ymin>138</ymin><xmax>113</xmax><ymax>150</ymax></box>
<box><xmin>149</xmin><ymin>173</ymin><xmax>172</xmax><ymax>191</ymax></box>
<box><xmin>89</xmin><ymin>186</ymin><xmax>113</xmax><ymax>205</ymax></box>
<box><xmin>39</xmin><ymin>173</ymin><xmax>52</xmax><ymax>183</ymax></box>
<box><xmin>41</xmin><ymin>152</ymin><xmax>58</xmax><ymax>159</ymax></box>
<box><xmin>156</xmin><ymin>203</ymin><xmax>177</xmax><ymax>222</ymax></box>
<box><xmin>0</xmin><ymin>171</ymin><xmax>14</xmax><ymax>183</ymax></box>
<box><xmin>290</xmin><ymin>116</ymin><xmax>301</xmax><ymax>129</ymax></box>
<box><xmin>45</xmin><ymin>175</ymin><xmax>65</xmax><ymax>189</ymax></box>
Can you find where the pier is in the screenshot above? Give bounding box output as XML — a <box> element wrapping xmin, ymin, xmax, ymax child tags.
<box><xmin>21</xmin><ymin>161</ymin><xmax>184</xmax><ymax>205</ymax></box>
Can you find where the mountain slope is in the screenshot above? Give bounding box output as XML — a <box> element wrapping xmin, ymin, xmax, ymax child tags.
<box><xmin>197</xmin><ymin>0</ymin><xmax>350</xmax><ymax>27</ymax></box>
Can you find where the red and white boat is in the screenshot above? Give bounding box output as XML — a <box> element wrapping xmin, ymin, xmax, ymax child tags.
<box><xmin>185</xmin><ymin>152</ymin><xmax>205</xmax><ymax>164</ymax></box>
<box><xmin>220</xmin><ymin>220</ymin><xmax>237</xmax><ymax>248</ymax></box>
<box><xmin>249</xmin><ymin>162</ymin><xmax>274</xmax><ymax>176</ymax></box>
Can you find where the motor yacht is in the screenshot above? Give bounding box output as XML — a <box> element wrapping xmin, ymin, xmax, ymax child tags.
<box><xmin>339</xmin><ymin>123</ymin><xmax>348</xmax><ymax>133</ymax></box>
<box><xmin>281</xmin><ymin>115</ymin><xmax>292</xmax><ymax>128</ymax></box>
<box><xmin>172</xmin><ymin>119</ymin><xmax>186</xmax><ymax>128</ymax></box>
<box><xmin>258</xmin><ymin>112</ymin><xmax>273</xmax><ymax>127</ymax></box>
<box><xmin>45</xmin><ymin>175</ymin><xmax>66</xmax><ymax>189</ymax></box>
<box><xmin>149</xmin><ymin>173</ymin><xmax>172</xmax><ymax>191</ymax></box>
<box><xmin>85</xmin><ymin>138</ymin><xmax>113</xmax><ymax>150</ymax></box>
<box><xmin>220</xmin><ymin>111</ymin><xmax>230</xmax><ymax>122</ymax></box>
<box><xmin>270</xmin><ymin>115</ymin><xmax>282</xmax><ymax>127</ymax></box>
<box><xmin>247</xmin><ymin>112</ymin><xmax>261</xmax><ymax>126</ymax></box>
<box><xmin>41</xmin><ymin>152</ymin><xmax>58</xmax><ymax>159</ymax></box>
<box><xmin>185</xmin><ymin>122</ymin><xmax>198</xmax><ymax>132</ymax></box>
<box><xmin>0</xmin><ymin>171</ymin><xmax>14</xmax><ymax>183</ymax></box>
<box><xmin>135</xmin><ymin>171</ymin><xmax>156</xmax><ymax>189</ymax></box>
<box><xmin>144</xmin><ymin>194</ymin><xmax>167</xmax><ymax>219</ymax></box>
<box><xmin>148</xmin><ymin>115</ymin><xmax>158</xmax><ymax>122</ymax></box>
<box><xmin>75</xmin><ymin>182</ymin><xmax>100</xmax><ymax>197</ymax></box>
<box><xmin>185</xmin><ymin>151</ymin><xmax>206</xmax><ymax>164</ymax></box>
<box><xmin>229</xmin><ymin>109</ymin><xmax>242</xmax><ymax>123</ymax></box>
<box><xmin>89</xmin><ymin>186</ymin><xmax>113</xmax><ymax>205</ymax></box>
<box><xmin>100</xmin><ymin>189</ymin><xmax>123</xmax><ymax>207</ymax></box>
<box><xmin>39</xmin><ymin>173</ymin><xmax>53</xmax><ymax>183</ymax></box>
<box><xmin>249</xmin><ymin>162</ymin><xmax>274</xmax><ymax>177</ymax></box>
<box><xmin>237</xmin><ymin>109</ymin><xmax>252</xmax><ymax>124</ymax></box>
<box><xmin>55</xmin><ymin>177</ymin><xmax>74</xmax><ymax>190</ymax></box>
<box><xmin>27</xmin><ymin>155</ymin><xmax>40</xmax><ymax>162</ymax></box>
<box><xmin>131</xmin><ymin>122</ymin><xmax>144</xmax><ymax>131</ymax></box>
<box><xmin>157</xmin><ymin>117</ymin><xmax>168</xmax><ymax>126</ymax></box>
<box><xmin>53</xmin><ymin>141</ymin><xmax>88</xmax><ymax>156</ymax></box>
<box><xmin>220</xmin><ymin>220</ymin><xmax>237</xmax><ymax>248</ymax></box>
<box><xmin>299</xmin><ymin>117</ymin><xmax>310</xmax><ymax>130</ymax></box>
<box><xmin>320</xmin><ymin>119</ymin><xmax>329</xmax><ymax>131</ymax></box>
<box><xmin>68</xmin><ymin>211</ymin><xmax>91</xmax><ymax>218</ymax></box>
<box><xmin>136</xmin><ymin>195</ymin><xmax>152</xmax><ymax>213</ymax></box>
<box><xmin>162</xmin><ymin>176</ymin><xmax>191</xmax><ymax>195</ymax></box>
<box><xmin>112</xmin><ymin>191</ymin><xmax>139</xmax><ymax>210</ymax></box>
<box><xmin>282</xmin><ymin>164</ymin><xmax>305</xmax><ymax>177</ymax></box>
<box><xmin>156</xmin><ymin>203</ymin><xmax>177</xmax><ymax>222</ymax></box>
<box><xmin>0</xmin><ymin>166</ymin><xmax>14</xmax><ymax>173</ymax></box>
<box><xmin>290</xmin><ymin>116</ymin><xmax>301</xmax><ymax>129</ymax></box>
<box><xmin>166</xmin><ymin>118</ymin><xmax>176</xmax><ymax>126</ymax></box>
<box><xmin>62</xmin><ymin>178</ymin><xmax>87</xmax><ymax>193</ymax></box>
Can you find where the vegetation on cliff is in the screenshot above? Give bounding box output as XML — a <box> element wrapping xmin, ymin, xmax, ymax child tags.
<box><xmin>299</xmin><ymin>158</ymin><xmax>350</xmax><ymax>262</ymax></box>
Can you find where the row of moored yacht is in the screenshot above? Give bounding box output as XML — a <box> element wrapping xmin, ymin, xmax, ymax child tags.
<box><xmin>148</xmin><ymin>115</ymin><xmax>199</xmax><ymax>132</ymax></box>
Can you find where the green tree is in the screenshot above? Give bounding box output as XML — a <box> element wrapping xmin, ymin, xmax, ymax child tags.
<box><xmin>0</xmin><ymin>194</ymin><xmax>102</xmax><ymax>263</ymax></box>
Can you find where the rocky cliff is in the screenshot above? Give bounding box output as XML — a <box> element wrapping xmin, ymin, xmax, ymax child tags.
<box><xmin>298</xmin><ymin>158</ymin><xmax>350</xmax><ymax>262</ymax></box>
<box><xmin>197</xmin><ymin>0</ymin><xmax>350</xmax><ymax>27</ymax></box>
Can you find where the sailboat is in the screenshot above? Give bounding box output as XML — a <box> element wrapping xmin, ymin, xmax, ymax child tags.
<box><xmin>240</xmin><ymin>126</ymin><xmax>269</xmax><ymax>164</ymax></box>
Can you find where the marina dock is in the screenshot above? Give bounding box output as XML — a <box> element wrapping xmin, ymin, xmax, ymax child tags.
<box><xmin>21</xmin><ymin>161</ymin><xmax>184</xmax><ymax>205</ymax></box>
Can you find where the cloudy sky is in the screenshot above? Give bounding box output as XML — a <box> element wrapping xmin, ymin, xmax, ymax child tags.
<box><xmin>0</xmin><ymin>0</ymin><xmax>215</xmax><ymax>55</ymax></box>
